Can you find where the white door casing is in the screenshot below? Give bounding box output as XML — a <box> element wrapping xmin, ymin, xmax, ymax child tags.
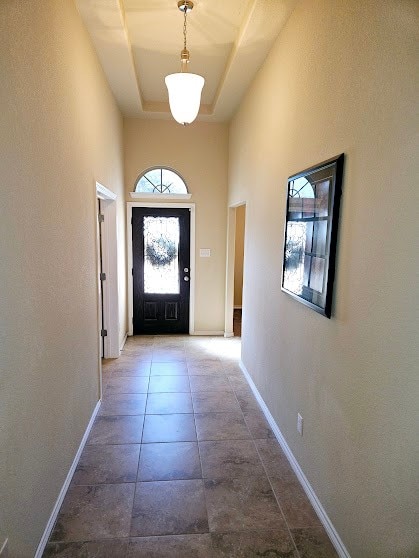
<box><xmin>96</xmin><ymin>182</ymin><xmax>120</xmax><ymax>358</ymax></box>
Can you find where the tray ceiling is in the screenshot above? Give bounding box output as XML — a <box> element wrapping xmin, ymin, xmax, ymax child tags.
<box><xmin>76</xmin><ymin>0</ymin><xmax>299</xmax><ymax>121</ymax></box>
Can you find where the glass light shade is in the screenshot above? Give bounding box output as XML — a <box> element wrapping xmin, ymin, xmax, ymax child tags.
<box><xmin>165</xmin><ymin>72</ymin><xmax>205</xmax><ymax>125</ymax></box>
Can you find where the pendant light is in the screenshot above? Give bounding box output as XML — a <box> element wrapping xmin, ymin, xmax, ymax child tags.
<box><xmin>165</xmin><ymin>1</ymin><xmax>204</xmax><ymax>126</ymax></box>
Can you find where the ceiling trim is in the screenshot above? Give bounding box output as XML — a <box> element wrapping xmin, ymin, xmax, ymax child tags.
<box><xmin>117</xmin><ymin>0</ymin><xmax>144</xmax><ymax>112</ymax></box>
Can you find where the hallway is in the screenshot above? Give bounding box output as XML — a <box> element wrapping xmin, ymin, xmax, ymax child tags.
<box><xmin>44</xmin><ymin>336</ymin><xmax>337</xmax><ymax>557</ymax></box>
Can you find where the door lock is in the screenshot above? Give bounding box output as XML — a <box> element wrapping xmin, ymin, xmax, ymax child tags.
<box><xmin>183</xmin><ymin>276</ymin><xmax>190</xmax><ymax>282</ymax></box>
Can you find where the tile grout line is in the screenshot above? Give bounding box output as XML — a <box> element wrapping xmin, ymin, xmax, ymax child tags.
<box><xmin>226</xmin><ymin>365</ymin><xmax>302</xmax><ymax>558</ymax></box>
<box><xmin>232</xmin><ymin>375</ymin><xmax>302</xmax><ymax>557</ymax></box>
<box><xmin>130</xmin><ymin>338</ymin><xmax>207</xmax><ymax>542</ymax></box>
<box><xmin>129</xmin><ymin>342</ymin><xmax>153</xmax><ymax>541</ymax></box>
<box><xmin>56</xmin><ymin>337</ymin><xmax>302</xmax><ymax>555</ymax></box>
<box><xmin>254</xmin><ymin>441</ymin><xmax>302</xmax><ymax>558</ymax></box>
<box><xmin>191</xmin><ymin>398</ymin><xmax>212</xmax><ymax>539</ymax></box>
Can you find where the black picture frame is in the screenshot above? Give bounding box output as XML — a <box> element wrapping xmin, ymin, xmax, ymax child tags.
<box><xmin>281</xmin><ymin>154</ymin><xmax>344</xmax><ymax>318</ymax></box>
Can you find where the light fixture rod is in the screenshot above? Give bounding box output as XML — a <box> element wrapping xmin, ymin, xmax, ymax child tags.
<box><xmin>165</xmin><ymin>0</ymin><xmax>204</xmax><ymax>125</ymax></box>
<box><xmin>183</xmin><ymin>4</ymin><xmax>187</xmax><ymax>51</ymax></box>
<box><xmin>178</xmin><ymin>1</ymin><xmax>193</xmax><ymax>71</ymax></box>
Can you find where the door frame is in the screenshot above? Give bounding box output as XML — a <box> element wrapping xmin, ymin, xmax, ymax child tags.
<box><xmin>224</xmin><ymin>201</ymin><xmax>247</xmax><ymax>337</ymax></box>
<box><xmin>127</xmin><ymin>201</ymin><xmax>196</xmax><ymax>336</ymax></box>
<box><xmin>96</xmin><ymin>182</ymin><xmax>120</xmax><ymax>358</ymax></box>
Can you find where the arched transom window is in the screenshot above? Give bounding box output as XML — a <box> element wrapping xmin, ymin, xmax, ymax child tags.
<box><xmin>135</xmin><ymin>167</ymin><xmax>188</xmax><ymax>195</ymax></box>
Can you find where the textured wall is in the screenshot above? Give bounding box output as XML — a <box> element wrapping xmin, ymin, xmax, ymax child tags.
<box><xmin>124</xmin><ymin>119</ymin><xmax>229</xmax><ymax>333</ymax></box>
<box><xmin>228</xmin><ymin>1</ymin><xmax>419</xmax><ymax>556</ymax></box>
<box><xmin>0</xmin><ymin>1</ymin><xmax>125</xmax><ymax>555</ymax></box>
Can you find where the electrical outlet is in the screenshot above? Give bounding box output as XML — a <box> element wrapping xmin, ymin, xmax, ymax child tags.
<box><xmin>297</xmin><ymin>413</ymin><xmax>304</xmax><ymax>436</ymax></box>
<box><xmin>0</xmin><ymin>539</ymin><xmax>9</xmax><ymax>557</ymax></box>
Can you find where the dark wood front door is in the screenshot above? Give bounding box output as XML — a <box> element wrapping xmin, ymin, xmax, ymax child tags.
<box><xmin>132</xmin><ymin>207</ymin><xmax>190</xmax><ymax>335</ymax></box>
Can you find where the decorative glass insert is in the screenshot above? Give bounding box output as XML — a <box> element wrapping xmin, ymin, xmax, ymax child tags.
<box><xmin>143</xmin><ymin>216</ymin><xmax>180</xmax><ymax>294</ymax></box>
<box><xmin>135</xmin><ymin>168</ymin><xmax>188</xmax><ymax>194</ymax></box>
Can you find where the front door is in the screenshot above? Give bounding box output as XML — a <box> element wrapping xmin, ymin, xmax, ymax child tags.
<box><xmin>132</xmin><ymin>207</ymin><xmax>190</xmax><ymax>335</ymax></box>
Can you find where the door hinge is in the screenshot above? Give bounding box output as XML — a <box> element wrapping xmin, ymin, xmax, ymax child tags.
<box><xmin>101</xmin><ymin>329</ymin><xmax>108</xmax><ymax>337</ymax></box>
<box><xmin>100</xmin><ymin>272</ymin><xmax>107</xmax><ymax>281</ymax></box>
<box><xmin>98</xmin><ymin>213</ymin><xmax>104</xmax><ymax>223</ymax></box>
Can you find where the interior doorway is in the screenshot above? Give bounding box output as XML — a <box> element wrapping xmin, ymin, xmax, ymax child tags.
<box><xmin>233</xmin><ymin>205</ymin><xmax>246</xmax><ymax>336</ymax></box>
<box><xmin>225</xmin><ymin>202</ymin><xmax>247</xmax><ymax>338</ymax></box>
<box><xmin>96</xmin><ymin>182</ymin><xmax>120</xmax><ymax>360</ymax></box>
<box><xmin>98</xmin><ymin>199</ymin><xmax>105</xmax><ymax>358</ymax></box>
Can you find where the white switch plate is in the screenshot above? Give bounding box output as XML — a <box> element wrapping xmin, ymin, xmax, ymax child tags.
<box><xmin>297</xmin><ymin>413</ymin><xmax>304</xmax><ymax>436</ymax></box>
<box><xmin>199</xmin><ymin>248</ymin><xmax>211</xmax><ymax>257</ymax></box>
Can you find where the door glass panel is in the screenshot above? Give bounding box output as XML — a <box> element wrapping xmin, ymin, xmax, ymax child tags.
<box><xmin>143</xmin><ymin>216</ymin><xmax>180</xmax><ymax>294</ymax></box>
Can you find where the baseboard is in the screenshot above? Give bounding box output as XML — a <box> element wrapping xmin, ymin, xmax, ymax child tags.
<box><xmin>34</xmin><ymin>400</ymin><xmax>102</xmax><ymax>558</ymax></box>
<box><xmin>239</xmin><ymin>361</ymin><xmax>351</xmax><ymax>558</ymax></box>
<box><xmin>224</xmin><ymin>331</ymin><xmax>234</xmax><ymax>338</ymax></box>
<box><xmin>0</xmin><ymin>539</ymin><xmax>8</xmax><ymax>557</ymax></box>
<box><xmin>119</xmin><ymin>332</ymin><xmax>128</xmax><ymax>352</ymax></box>
<box><xmin>233</xmin><ymin>305</ymin><xmax>242</xmax><ymax>310</ymax></box>
<box><xmin>191</xmin><ymin>330</ymin><xmax>225</xmax><ymax>336</ymax></box>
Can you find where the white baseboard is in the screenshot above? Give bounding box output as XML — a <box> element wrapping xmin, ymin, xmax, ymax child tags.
<box><xmin>34</xmin><ymin>400</ymin><xmax>102</xmax><ymax>558</ymax></box>
<box><xmin>224</xmin><ymin>331</ymin><xmax>234</xmax><ymax>338</ymax></box>
<box><xmin>191</xmin><ymin>330</ymin><xmax>225</xmax><ymax>336</ymax></box>
<box><xmin>239</xmin><ymin>361</ymin><xmax>351</xmax><ymax>558</ymax></box>
<box><xmin>126</xmin><ymin>332</ymin><xmax>226</xmax><ymax>338</ymax></box>
<box><xmin>0</xmin><ymin>539</ymin><xmax>8</xmax><ymax>557</ymax></box>
<box><xmin>119</xmin><ymin>332</ymin><xmax>128</xmax><ymax>352</ymax></box>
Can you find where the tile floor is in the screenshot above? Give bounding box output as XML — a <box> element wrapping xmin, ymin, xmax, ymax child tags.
<box><xmin>44</xmin><ymin>335</ymin><xmax>338</xmax><ymax>558</ymax></box>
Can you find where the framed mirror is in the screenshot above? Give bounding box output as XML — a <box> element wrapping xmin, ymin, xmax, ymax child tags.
<box><xmin>281</xmin><ymin>154</ymin><xmax>344</xmax><ymax>318</ymax></box>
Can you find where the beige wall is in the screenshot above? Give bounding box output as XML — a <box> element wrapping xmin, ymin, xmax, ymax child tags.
<box><xmin>228</xmin><ymin>1</ymin><xmax>419</xmax><ymax>556</ymax></box>
<box><xmin>234</xmin><ymin>205</ymin><xmax>246</xmax><ymax>307</ymax></box>
<box><xmin>0</xmin><ymin>1</ymin><xmax>126</xmax><ymax>556</ymax></box>
<box><xmin>124</xmin><ymin>119</ymin><xmax>228</xmax><ymax>333</ymax></box>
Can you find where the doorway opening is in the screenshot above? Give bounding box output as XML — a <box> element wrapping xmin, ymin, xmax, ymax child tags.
<box><xmin>98</xmin><ymin>198</ymin><xmax>105</xmax><ymax>358</ymax></box>
<box><xmin>225</xmin><ymin>203</ymin><xmax>247</xmax><ymax>338</ymax></box>
<box><xmin>233</xmin><ymin>204</ymin><xmax>246</xmax><ymax>337</ymax></box>
<box><xmin>96</xmin><ymin>182</ymin><xmax>120</xmax><ymax>362</ymax></box>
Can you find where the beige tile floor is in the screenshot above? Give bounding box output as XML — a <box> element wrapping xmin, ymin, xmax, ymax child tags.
<box><xmin>43</xmin><ymin>336</ymin><xmax>338</xmax><ymax>558</ymax></box>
